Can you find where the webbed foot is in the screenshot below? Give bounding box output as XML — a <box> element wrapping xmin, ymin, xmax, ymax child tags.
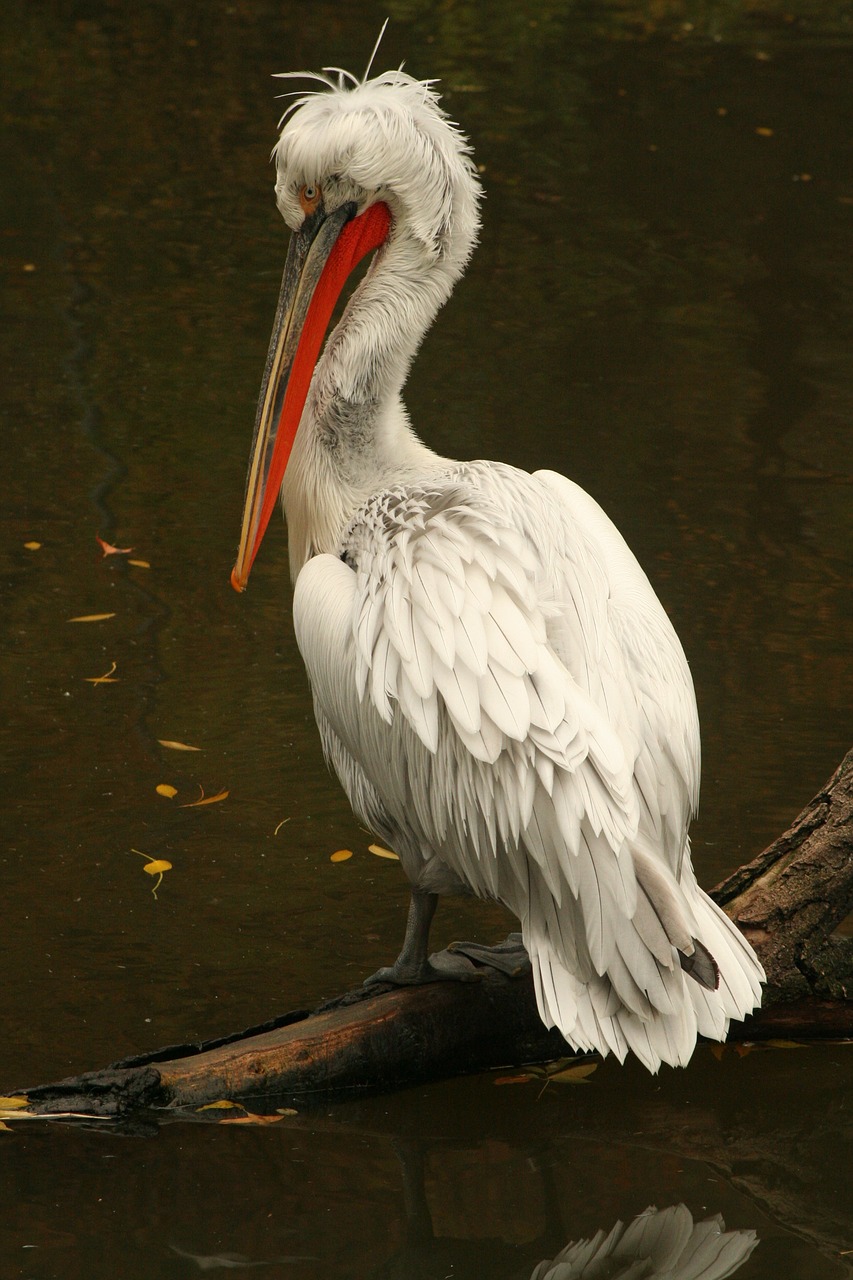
<box><xmin>363</xmin><ymin>892</ymin><xmax>528</xmax><ymax>991</ymax></box>
<box><xmin>447</xmin><ymin>932</ymin><xmax>531</xmax><ymax>978</ymax></box>
<box><xmin>363</xmin><ymin>948</ymin><xmax>482</xmax><ymax>988</ymax></box>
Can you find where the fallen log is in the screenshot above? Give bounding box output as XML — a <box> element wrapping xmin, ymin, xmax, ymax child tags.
<box><xmin>16</xmin><ymin>751</ymin><xmax>853</xmax><ymax>1118</ymax></box>
<box><xmin>713</xmin><ymin>748</ymin><xmax>853</xmax><ymax>1005</ymax></box>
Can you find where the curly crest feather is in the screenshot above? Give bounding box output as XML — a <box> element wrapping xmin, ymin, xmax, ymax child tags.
<box><xmin>271</xmin><ymin>65</ymin><xmax>482</xmax><ymax>262</ymax></box>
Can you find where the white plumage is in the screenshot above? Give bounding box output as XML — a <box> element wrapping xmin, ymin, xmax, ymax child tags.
<box><xmin>232</xmin><ymin>59</ymin><xmax>764</xmax><ymax>1073</ymax></box>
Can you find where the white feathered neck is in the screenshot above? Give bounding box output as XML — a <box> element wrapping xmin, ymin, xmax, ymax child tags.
<box><xmin>270</xmin><ymin>67</ymin><xmax>484</xmax><ymax>578</ymax></box>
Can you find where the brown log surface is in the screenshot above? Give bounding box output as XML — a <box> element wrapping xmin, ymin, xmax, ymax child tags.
<box><xmin>17</xmin><ymin>752</ymin><xmax>853</xmax><ymax>1117</ymax></box>
<box><xmin>714</xmin><ymin>748</ymin><xmax>853</xmax><ymax>1004</ymax></box>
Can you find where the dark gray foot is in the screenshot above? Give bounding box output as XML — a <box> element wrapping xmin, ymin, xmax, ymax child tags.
<box><xmin>447</xmin><ymin>932</ymin><xmax>531</xmax><ymax>978</ymax></box>
<box><xmin>364</xmin><ymin>948</ymin><xmax>481</xmax><ymax>988</ymax></box>
<box><xmin>363</xmin><ymin>893</ymin><xmax>529</xmax><ymax>990</ymax></box>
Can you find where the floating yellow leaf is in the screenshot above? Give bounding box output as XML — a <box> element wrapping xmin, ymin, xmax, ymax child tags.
<box><xmin>276</xmin><ymin>1107</ymin><xmax>298</xmax><ymax>1116</ymax></box>
<box><xmin>219</xmin><ymin>1114</ymin><xmax>282</xmax><ymax>1126</ymax></box>
<box><xmin>96</xmin><ymin>535</ymin><xmax>133</xmax><ymax>557</ymax></box>
<box><xmin>493</xmin><ymin>1059</ymin><xmax>598</xmax><ymax>1088</ymax></box>
<box><xmin>24</xmin><ymin>541</ymin><xmax>42</xmax><ymax>551</ymax></box>
<box><xmin>85</xmin><ymin>661</ymin><xmax>118</xmax><ymax>684</ymax></box>
<box><xmin>368</xmin><ymin>843</ymin><xmax>399</xmax><ymax>860</ymax></box>
<box><xmin>547</xmin><ymin>1061</ymin><xmax>598</xmax><ymax>1084</ymax></box>
<box><xmin>132</xmin><ymin>849</ymin><xmax>172</xmax><ymax>898</ymax></box>
<box><xmin>158</xmin><ymin>739</ymin><xmax>201</xmax><ymax>752</ymax></box>
<box><xmin>197</xmin><ymin>1100</ymin><xmax>240</xmax><ymax>1111</ymax></box>
<box><xmin>128</xmin><ymin>559</ymin><xmax>150</xmax><ymax>568</ymax></box>
<box><xmin>156</xmin><ymin>783</ymin><xmax>178</xmax><ymax>799</ymax></box>
<box><xmin>521</xmin><ymin>1057</ymin><xmax>598</xmax><ymax>1087</ymax></box>
<box><xmin>143</xmin><ymin>859</ymin><xmax>173</xmax><ymax>876</ymax></box>
<box><xmin>0</xmin><ymin>1096</ymin><xmax>29</xmax><ymax>1110</ymax></box>
<box><xmin>755</xmin><ymin>126</ymin><xmax>774</xmax><ymax>137</ymax></box>
<box><xmin>69</xmin><ymin>612</ymin><xmax>116</xmax><ymax>623</ymax></box>
<box><xmin>181</xmin><ymin>786</ymin><xmax>229</xmax><ymax>808</ymax></box>
<box><xmin>330</xmin><ymin>849</ymin><xmax>353</xmax><ymax>863</ymax></box>
<box><xmin>273</xmin><ymin>818</ymin><xmax>291</xmax><ymax>836</ymax></box>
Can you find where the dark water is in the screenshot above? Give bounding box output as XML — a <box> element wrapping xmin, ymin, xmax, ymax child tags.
<box><xmin>2</xmin><ymin>1</ymin><xmax>851</xmax><ymax>1276</ymax></box>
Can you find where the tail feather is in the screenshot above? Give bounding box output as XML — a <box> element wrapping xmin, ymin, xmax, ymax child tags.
<box><xmin>524</xmin><ymin>853</ymin><xmax>764</xmax><ymax>1073</ymax></box>
<box><xmin>685</xmin><ymin>884</ymin><xmax>765</xmax><ymax>1017</ymax></box>
<box><xmin>679</xmin><ymin>938</ymin><xmax>719</xmax><ymax>991</ymax></box>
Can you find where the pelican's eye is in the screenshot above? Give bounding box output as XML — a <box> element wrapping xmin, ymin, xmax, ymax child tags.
<box><xmin>299</xmin><ymin>183</ymin><xmax>322</xmax><ymax>215</ymax></box>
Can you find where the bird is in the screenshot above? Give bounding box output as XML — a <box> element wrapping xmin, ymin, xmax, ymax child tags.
<box><xmin>230</xmin><ymin>52</ymin><xmax>764</xmax><ymax>1073</ymax></box>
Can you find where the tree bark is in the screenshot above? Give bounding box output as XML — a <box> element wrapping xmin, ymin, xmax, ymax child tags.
<box><xmin>16</xmin><ymin>752</ymin><xmax>853</xmax><ymax>1118</ymax></box>
<box><xmin>714</xmin><ymin>748</ymin><xmax>853</xmax><ymax>1006</ymax></box>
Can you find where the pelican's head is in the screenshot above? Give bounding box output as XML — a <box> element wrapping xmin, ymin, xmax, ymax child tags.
<box><xmin>273</xmin><ymin>67</ymin><xmax>482</xmax><ymax>276</ymax></box>
<box><xmin>231</xmin><ymin>66</ymin><xmax>483</xmax><ymax>592</ymax></box>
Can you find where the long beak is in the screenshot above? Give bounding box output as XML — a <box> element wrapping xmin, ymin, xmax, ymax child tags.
<box><xmin>231</xmin><ymin>199</ymin><xmax>391</xmax><ymax>592</ymax></box>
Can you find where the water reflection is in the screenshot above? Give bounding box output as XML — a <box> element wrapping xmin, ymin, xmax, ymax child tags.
<box><xmin>374</xmin><ymin>1139</ymin><xmax>757</xmax><ymax>1279</ymax></box>
<box><xmin>170</xmin><ymin>1243</ymin><xmax>318</xmax><ymax>1269</ymax></box>
<box><xmin>4</xmin><ymin>1042</ymin><xmax>848</xmax><ymax>1278</ymax></box>
<box><xmin>2</xmin><ymin>2</ymin><xmax>852</xmax><ymax>1278</ymax></box>
<box><xmin>166</xmin><ymin>1204</ymin><xmax>757</xmax><ymax>1280</ymax></box>
<box><xmin>530</xmin><ymin>1207</ymin><xmax>756</xmax><ymax>1280</ymax></box>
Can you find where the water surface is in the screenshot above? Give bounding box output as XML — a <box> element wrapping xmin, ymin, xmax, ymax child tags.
<box><xmin>1</xmin><ymin>1</ymin><xmax>851</xmax><ymax>1275</ymax></box>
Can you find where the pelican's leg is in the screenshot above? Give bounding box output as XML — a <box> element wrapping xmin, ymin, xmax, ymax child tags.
<box><xmin>364</xmin><ymin>890</ymin><xmax>481</xmax><ymax>986</ymax></box>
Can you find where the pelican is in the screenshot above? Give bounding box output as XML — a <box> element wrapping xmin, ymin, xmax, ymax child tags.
<box><xmin>231</xmin><ymin>58</ymin><xmax>764</xmax><ymax>1072</ymax></box>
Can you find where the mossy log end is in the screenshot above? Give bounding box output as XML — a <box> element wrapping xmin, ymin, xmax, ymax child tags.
<box><xmin>17</xmin><ymin>752</ymin><xmax>853</xmax><ymax>1118</ymax></box>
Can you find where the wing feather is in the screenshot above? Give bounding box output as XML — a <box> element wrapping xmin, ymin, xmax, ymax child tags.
<box><xmin>431</xmin><ymin>652</ymin><xmax>481</xmax><ymax>735</ymax></box>
<box><xmin>454</xmin><ymin>605</ymin><xmax>489</xmax><ymax>675</ymax></box>
<box><xmin>293</xmin><ymin>462</ymin><xmax>760</xmax><ymax>1073</ymax></box>
<box><xmin>477</xmin><ymin>666</ymin><xmax>530</xmax><ymax>740</ymax></box>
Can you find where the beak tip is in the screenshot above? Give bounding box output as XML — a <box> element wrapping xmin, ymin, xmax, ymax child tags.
<box><xmin>230</xmin><ymin>565</ymin><xmax>247</xmax><ymax>593</ymax></box>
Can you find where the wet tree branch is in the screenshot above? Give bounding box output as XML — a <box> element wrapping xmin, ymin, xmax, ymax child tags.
<box><xmin>714</xmin><ymin>747</ymin><xmax>853</xmax><ymax>1006</ymax></box>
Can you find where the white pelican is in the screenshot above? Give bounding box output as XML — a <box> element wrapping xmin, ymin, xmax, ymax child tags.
<box><xmin>231</xmin><ymin>60</ymin><xmax>764</xmax><ymax>1072</ymax></box>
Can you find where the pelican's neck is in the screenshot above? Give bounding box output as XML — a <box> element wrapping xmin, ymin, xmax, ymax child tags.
<box><xmin>282</xmin><ymin>231</ymin><xmax>460</xmax><ymax>579</ymax></box>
